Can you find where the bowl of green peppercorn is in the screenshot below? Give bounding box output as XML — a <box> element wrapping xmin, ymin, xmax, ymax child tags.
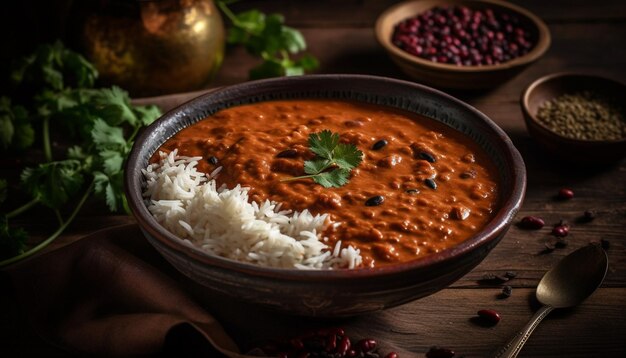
<box><xmin>521</xmin><ymin>73</ymin><xmax>626</xmax><ymax>165</ymax></box>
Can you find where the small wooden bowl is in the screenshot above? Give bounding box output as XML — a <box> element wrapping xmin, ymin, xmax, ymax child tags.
<box><xmin>375</xmin><ymin>0</ymin><xmax>551</xmax><ymax>89</ymax></box>
<box><xmin>521</xmin><ymin>73</ymin><xmax>626</xmax><ymax>165</ymax></box>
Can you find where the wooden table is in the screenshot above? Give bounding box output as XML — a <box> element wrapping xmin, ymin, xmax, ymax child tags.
<box><xmin>3</xmin><ymin>1</ymin><xmax>626</xmax><ymax>357</ymax></box>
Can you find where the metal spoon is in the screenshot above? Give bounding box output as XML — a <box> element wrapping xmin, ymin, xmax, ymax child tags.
<box><xmin>494</xmin><ymin>244</ymin><xmax>608</xmax><ymax>358</ymax></box>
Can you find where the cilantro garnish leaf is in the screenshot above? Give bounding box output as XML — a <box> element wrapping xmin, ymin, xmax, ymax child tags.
<box><xmin>21</xmin><ymin>160</ymin><xmax>84</xmax><ymax>209</ymax></box>
<box><xmin>304</xmin><ymin>158</ymin><xmax>331</xmax><ymax>175</ymax></box>
<box><xmin>333</xmin><ymin>142</ymin><xmax>364</xmax><ymax>170</ymax></box>
<box><xmin>308</xmin><ymin>130</ymin><xmax>339</xmax><ymax>159</ymax></box>
<box><xmin>283</xmin><ymin>130</ymin><xmax>363</xmax><ymax>188</ymax></box>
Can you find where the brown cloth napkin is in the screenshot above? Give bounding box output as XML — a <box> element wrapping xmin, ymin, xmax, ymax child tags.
<box><xmin>2</xmin><ymin>224</ymin><xmax>413</xmax><ymax>357</ymax></box>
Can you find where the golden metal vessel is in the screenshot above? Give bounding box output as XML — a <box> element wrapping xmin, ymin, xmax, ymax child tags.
<box><xmin>76</xmin><ymin>0</ymin><xmax>225</xmax><ymax>96</ymax></box>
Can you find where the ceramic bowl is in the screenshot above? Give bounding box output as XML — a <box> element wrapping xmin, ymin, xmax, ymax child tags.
<box><xmin>125</xmin><ymin>75</ymin><xmax>526</xmax><ymax>317</ymax></box>
<box><xmin>375</xmin><ymin>0</ymin><xmax>551</xmax><ymax>89</ymax></box>
<box><xmin>521</xmin><ymin>73</ymin><xmax>626</xmax><ymax>165</ymax></box>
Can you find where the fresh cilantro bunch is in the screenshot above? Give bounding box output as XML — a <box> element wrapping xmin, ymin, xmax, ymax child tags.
<box><xmin>0</xmin><ymin>42</ymin><xmax>161</xmax><ymax>264</ymax></box>
<box><xmin>217</xmin><ymin>0</ymin><xmax>319</xmax><ymax>79</ymax></box>
<box><xmin>284</xmin><ymin>130</ymin><xmax>363</xmax><ymax>188</ymax></box>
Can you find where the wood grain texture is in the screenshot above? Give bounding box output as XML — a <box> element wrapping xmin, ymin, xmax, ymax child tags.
<box><xmin>1</xmin><ymin>0</ymin><xmax>625</xmax><ymax>356</ymax></box>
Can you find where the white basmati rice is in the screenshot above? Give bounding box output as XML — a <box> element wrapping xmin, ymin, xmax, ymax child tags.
<box><xmin>142</xmin><ymin>150</ymin><xmax>363</xmax><ymax>269</ymax></box>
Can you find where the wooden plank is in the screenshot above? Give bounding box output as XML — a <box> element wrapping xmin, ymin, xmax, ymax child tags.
<box><xmin>213</xmin><ymin>287</ymin><xmax>626</xmax><ymax>357</ymax></box>
<box><xmin>225</xmin><ymin>0</ymin><xmax>626</xmax><ymax>28</ymax></box>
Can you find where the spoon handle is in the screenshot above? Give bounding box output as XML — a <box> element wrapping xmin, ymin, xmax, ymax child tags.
<box><xmin>493</xmin><ymin>304</ymin><xmax>554</xmax><ymax>358</ymax></box>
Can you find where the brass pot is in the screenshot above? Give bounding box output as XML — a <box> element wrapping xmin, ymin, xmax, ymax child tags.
<box><xmin>74</xmin><ymin>0</ymin><xmax>225</xmax><ymax>97</ymax></box>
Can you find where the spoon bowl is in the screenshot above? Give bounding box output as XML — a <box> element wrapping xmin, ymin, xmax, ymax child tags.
<box><xmin>537</xmin><ymin>244</ymin><xmax>609</xmax><ymax>308</ymax></box>
<box><xmin>495</xmin><ymin>244</ymin><xmax>608</xmax><ymax>358</ymax></box>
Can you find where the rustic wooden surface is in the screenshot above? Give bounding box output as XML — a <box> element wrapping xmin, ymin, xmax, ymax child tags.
<box><xmin>2</xmin><ymin>0</ymin><xmax>626</xmax><ymax>357</ymax></box>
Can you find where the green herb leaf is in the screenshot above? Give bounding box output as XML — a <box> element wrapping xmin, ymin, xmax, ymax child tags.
<box><xmin>312</xmin><ymin>168</ymin><xmax>351</xmax><ymax>188</ymax></box>
<box><xmin>0</xmin><ymin>179</ymin><xmax>7</xmax><ymax>205</ymax></box>
<box><xmin>284</xmin><ymin>130</ymin><xmax>362</xmax><ymax>188</ymax></box>
<box><xmin>308</xmin><ymin>130</ymin><xmax>339</xmax><ymax>159</ymax></box>
<box><xmin>304</xmin><ymin>158</ymin><xmax>331</xmax><ymax>175</ymax></box>
<box><xmin>219</xmin><ymin>1</ymin><xmax>318</xmax><ymax>80</ymax></box>
<box><xmin>333</xmin><ymin>143</ymin><xmax>364</xmax><ymax>170</ymax></box>
<box><xmin>93</xmin><ymin>171</ymin><xmax>125</xmax><ymax>212</ymax></box>
<box><xmin>0</xmin><ymin>110</ymin><xmax>14</xmax><ymax>150</ymax></box>
<box><xmin>0</xmin><ymin>215</ymin><xmax>28</xmax><ymax>260</ymax></box>
<box><xmin>91</xmin><ymin>118</ymin><xmax>128</xmax><ymax>150</ymax></box>
<box><xmin>21</xmin><ymin>160</ymin><xmax>85</xmax><ymax>209</ymax></box>
<box><xmin>11</xmin><ymin>41</ymin><xmax>97</xmax><ymax>92</ymax></box>
<box><xmin>133</xmin><ymin>105</ymin><xmax>162</xmax><ymax>126</ymax></box>
<box><xmin>91</xmin><ymin>86</ymin><xmax>137</xmax><ymax>126</ymax></box>
<box><xmin>0</xmin><ymin>97</ymin><xmax>34</xmax><ymax>151</ymax></box>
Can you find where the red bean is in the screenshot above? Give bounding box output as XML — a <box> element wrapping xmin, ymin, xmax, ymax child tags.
<box><xmin>386</xmin><ymin>353</ymin><xmax>400</xmax><ymax>358</ymax></box>
<box><xmin>337</xmin><ymin>336</ymin><xmax>351</xmax><ymax>355</ymax></box>
<box><xmin>477</xmin><ymin>309</ymin><xmax>501</xmax><ymax>324</ymax></box>
<box><xmin>392</xmin><ymin>5</ymin><xmax>534</xmax><ymax>66</ymax></box>
<box><xmin>520</xmin><ymin>216</ymin><xmax>544</xmax><ymax>229</ymax></box>
<box><xmin>552</xmin><ymin>225</ymin><xmax>569</xmax><ymax>237</ymax></box>
<box><xmin>558</xmin><ymin>188</ymin><xmax>574</xmax><ymax>199</ymax></box>
<box><xmin>356</xmin><ymin>338</ymin><xmax>377</xmax><ymax>353</ymax></box>
<box><xmin>290</xmin><ymin>338</ymin><xmax>304</xmax><ymax>350</ymax></box>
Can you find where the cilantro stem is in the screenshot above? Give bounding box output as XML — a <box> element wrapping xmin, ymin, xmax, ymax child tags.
<box><xmin>0</xmin><ymin>180</ymin><xmax>94</xmax><ymax>268</ymax></box>
<box><xmin>217</xmin><ymin>0</ymin><xmax>238</xmax><ymax>24</ymax></box>
<box><xmin>280</xmin><ymin>174</ymin><xmax>319</xmax><ymax>182</ymax></box>
<box><xmin>6</xmin><ymin>198</ymin><xmax>40</xmax><ymax>219</ymax></box>
<box><xmin>43</xmin><ymin>116</ymin><xmax>52</xmax><ymax>162</ymax></box>
<box><xmin>54</xmin><ymin>209</ymin><xmax>64</xmax><ymax>226</ymax></box>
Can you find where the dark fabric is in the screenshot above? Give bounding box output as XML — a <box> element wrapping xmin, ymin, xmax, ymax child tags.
<box><xmin>4</xmin><ymin>224</ymin><xmax>241</xmax><ymax>357</ymax></box>
<box><xmin>3</xmin><ymin>224</ymin><xmax>413</xmax><ymax>357</ymax></box>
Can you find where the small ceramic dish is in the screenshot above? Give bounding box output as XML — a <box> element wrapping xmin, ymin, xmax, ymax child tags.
<box><xmin>521</xmin><ymin>73</ymin><xmax>626</xmax><ymax>165</ymax></box>
<box><xmin>375</xmin><ymin>0</ymin><xmax>551</xmax><ymax>89</ymax></box>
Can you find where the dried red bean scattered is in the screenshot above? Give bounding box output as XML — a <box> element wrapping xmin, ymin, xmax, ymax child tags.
<box><xmin>558</xmin><ymin>188</ymin><xmax>574</xmax><ymax>200</ymax></box>
<box><xmin>519</xmin><ymin>216</ymin><xmax>544</xmax><ymax>229</ymax></box>
<box><xmin>357</xmin><ymin>338</ymin><xmax>378</xmax><ymax>353</ymax></box>
<box><xmin>552</xmin><ymin>225</ymin><xmax>569</xmax><ymax>237</ymax></box>
<box><xmin>479</xmin><ymin>273</ymin><xmax>507</xmax><ymax>285</ymax></box>
<box><xmin>426</xmin><ymin>346</ymin><xmax>456</xmax><ymax>358</ymax></box>
<box><xmin>392</xmin><ymin>5</ymin><xmax>535</xmax><ymax>66</ymax></box>
<box><xmin>477</xmin><ymin>309</ymin><xmax>501</xmax><ymax>325</ymax></box>
<box><xmin>500</xmin><ymin>285</ymin><xmax>513</xmax><ymax>298</ymax></box>
<box><xmin>248</xmin><ymin>328</ymin><xmax>396</xmax><ymax>358</ymax></box>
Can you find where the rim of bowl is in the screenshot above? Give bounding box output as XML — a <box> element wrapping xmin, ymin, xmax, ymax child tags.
<box><xmin>125</xmin><ymin>74</ymin><xmax>526</xmax><ymax>281</ymax></box>
<box><xmin>521</xmin><ymin>72</ymin><xmax>626</xmax><ymax>145</ymax></box>
<box><xmin>375</xmin><ymin>0</ymin><xmax>551</xmax><ymax>72</ymax></box>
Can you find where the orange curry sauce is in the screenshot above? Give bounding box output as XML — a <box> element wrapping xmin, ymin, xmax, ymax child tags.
<box><xmin>154</xmin><ymin>100</ymin><xmax>499</xmax><ymax>267</ymax></box>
